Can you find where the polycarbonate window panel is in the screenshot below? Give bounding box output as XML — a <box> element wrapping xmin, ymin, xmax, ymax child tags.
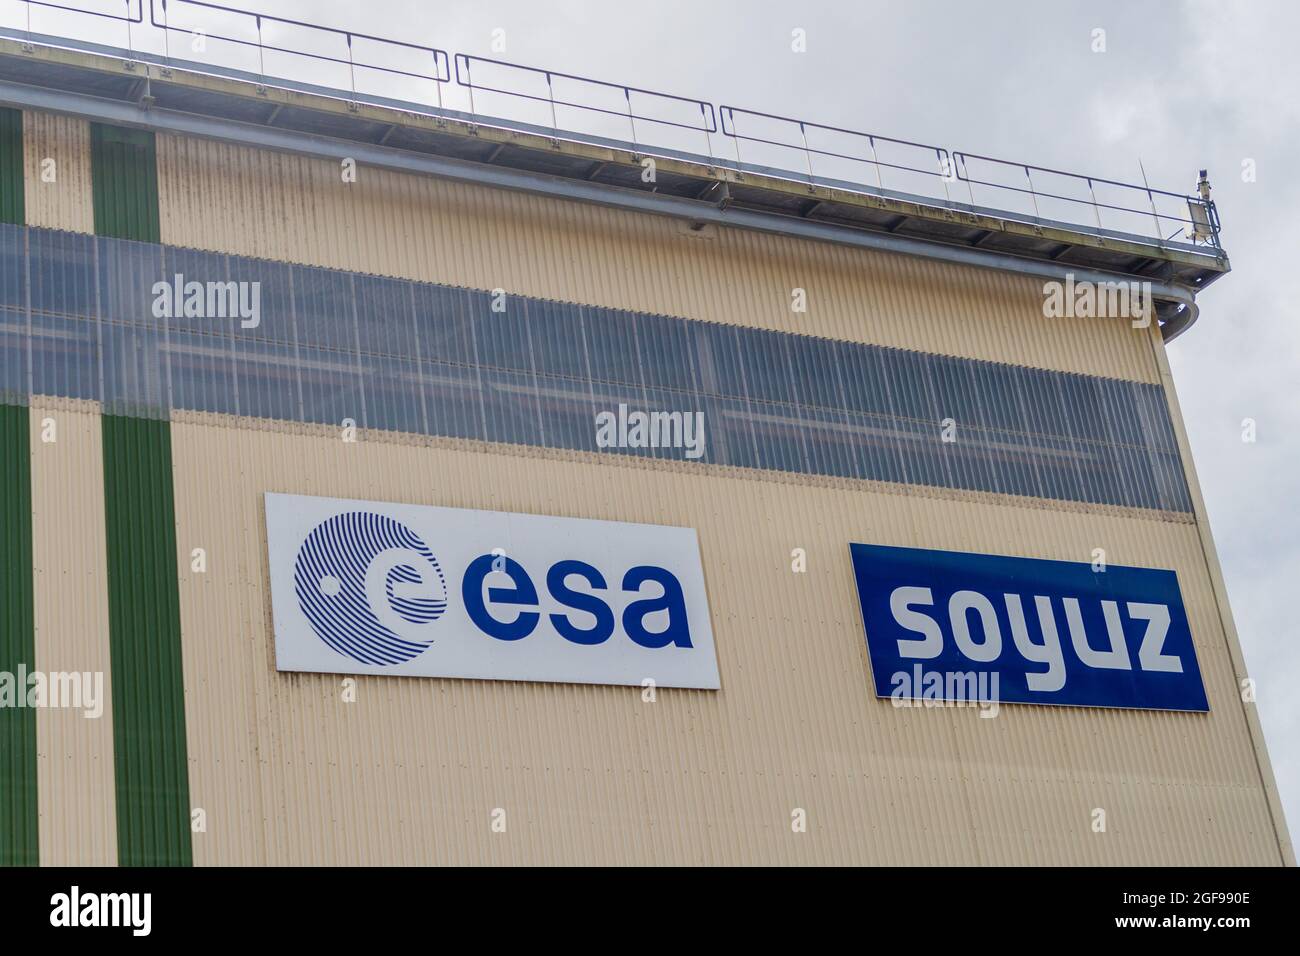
<box><xmin>0</xmin><ymin>308</ymin><xmax>26</xmax><ymax>402</ymax></box>
<box><xmin>588</xmin><ymin>381</ymin><xmax>647</xmax><ymax>461</ymax></box>
<box><xmin>1051</xmin><ymin>372</ymin><xmax>1090</xmax><ymax>443</ymax></box>
<box><xmin>30</xmin><ymin>313</ymin><xmax>97</xmax><ymax>401</ymax></box>
<box><xmin>167</xmin><ymin>330</ymin><xmax>238</xmax><ymax>416</ymax></box>
<box><xmin>1013</xmin><ymin>366</ymin><xmax>1059</xmax><ymax>438</ymax></box>
<box><xmin>9</xmin><ymin>222</ymin><xmax>1194</xmax><ymax>512</ymax></box>
<box><xmin>1152</xmin><ymin>450</ymin><xmax>1192</xmax><ymax>513</ymax></box>
<box><xmin>788</xmin><ymin>336</ymin><xmax>843</xmax><ymax>410</ymax></box>
<box><xmin>750</xmin><ymin>401</ymin><xmax>808</xmax><ymax>474</ymax></box>
<box><xmin>480</xmin><ymin>367</ymin><xmax>542</xmax><ymax>446</ymax></box>
<box><xmin>837</xmin><ymin>341</ymin><xmax>893</xmax><ymax>417</ymax></box>
<box><xmin>527</xmin><ymin>300</ymin><xmax>590</xmax><ymax>381</ymax></box>
<box><xmin>29</xmin><ymin>230</ymin><xmax>95</xmax><ymax>320</ymax></box>
<box><xmin>639</xmin><ymin>385</ymin><xmax>706</xmax><ymax>463</ymax></box>
<box><xmin>1078</xmin><ymin>439</ymin><xmax>1123</xmax><ymax>507</ymax></box>
<box><xmin>98</xmin><ymin>237</ymin><xmax>161</xmax><ymax>327</ymax></box>
<box><xmin>298</xmin><ymin>346</ymin><xmax>363</xmax><ymax>427</ymax></box>
<box><xmin>1070</xmin><ymin>438</ymin><xmax>1103</xmax><ymax>504</ymax></box>
<box><xmin>161</xmin><ymin>247</ymin><xmax>221</xmax><ymax>336</ymax></box>
<box><xmin>930</xmin><ymin>354</ymin><xmax>978</xmax><ymax>430</ymax></box>
<box><xmin>885</xmin><ymin>348</ymin><xmax>940</xmax><ymax>424</ymax></box>
<box><xmin>738</xmin><ymin>327</ymin><xmax>797</xmax><ymax>405</ymax></box>
<box><xmin>701</xmin><ymin>394</ymin><xmax>759</xmax><ymax>469</ymax></box>
<box><xmin>893</xmin><ymin>417</ymin><xmax>947</xmax><ymax>489</ymax></box>
<box><xmin>1036</xmin><ymin>434</ymin><xmax>1087</xmax><ymax>504</ymax></box>
<box><xmin>1060</xmin><ymin>374</ymin><xmax>1108</xmax><ymax>444</ymax></box>
<box><xmin>1097</xmin><ymin>377</ymin><xmax>1143</xmax><ymax>448</ymax></box>
<box><xmin>694</xmin><ymin>322</ymin><xmax>746</xmax><ymax>399</ymax></box>
<box><xmin>230</xmin><ymin>256</ymin><xmax>295</xmax><ymax>346</ymax></box>
<box><xmin>637</xmin><ymin>312</ymin><xmax>698</xmax><ymax>393</ymax></box>
<box><xmin>294</xmin><ymin>266</ymin><xmax>357</xmax><ymax>352</ymax></box>
<box><xmin>982</xmin><ymin>428</ymin><xmax>1043</xmax><ymax>500</ymax></box>
<box><xmin>0</xmin><ymin>225</ymin><xmax>23</xmax><ymax>312</ymax></box>
<box><xmin>841</xmin><ymin>412</ymin><xmax>905</xmax><ymax>486</ymax></box>
<box><xmin>101</xmin><ymin>319</ymin><xmax>166</xmax><ymax>416</ymax></box>
<box><xmin>358</xmin><ymin>354</ymin><xmax>425</xmax><ymax>435</ymax></box>
<box><xmin>415</xmin><ymin>285</ymin><xmax>479</xmax><ymax>367</ymax></box>
<box><xmin>354</xmin><ymin>275</ymin><xmax>416</xmax><ymax>358</ymax></box>
<box><xmin>798</xmin><ymin>405</ymin><xmax>855</xmax><ymax>479</ymax></box>
<box><xmin>969</xmin><ymin>360</ymin><xmax>1027</xmax><ymax>432</ymax></box>
<box><xmin>1105</xmin><ymin>440</ymin><xmax>1144</xmax><ymax>509</ymax></box>
<box><xmin>474</xmin><ymin>304</ymin><xmax>535</xmax><ymax>374</ymax></box>
<box><xmin>234</xmin><ymin>339</ymin><xmax>303</xmax><ymax>424</ymax></box>
<box><xmin>422</xmin><ymin>361</ymin><xmax>483</xmax><ymax>440</ymax></box>
<box><xmin>936</xmin><ymin>437</ymin><xmax>973</xmax><ymax>493</ymax></box>
<box><xmin>1134</xmin><ymin>383</ymin><xmax>1179</xmax><ymax>453</ymax></box>
<box><xmin>1110</xmin><ymin>445</ymin><xmax>1152</xmax><ymax>511</ymax></box>
<box><xmin>947</xmin><ymin>425</ymin><xmax>999</xmax><ymax>494</ymax></box>
<box><xmin>533</xmin><ymin>372</ymin><xmax>599</xmax><ymax>454</ymax></box>
<box><xmin>585</xmin><ymin>307</ymin><xmax>642</xmax><ymax>388</ymax></box>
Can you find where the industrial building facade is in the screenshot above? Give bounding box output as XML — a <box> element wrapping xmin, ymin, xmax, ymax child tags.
<box><xmin>0</xmin><ymin>22</ymin><xmax>1292</xmax><ymax>866</ymax></box>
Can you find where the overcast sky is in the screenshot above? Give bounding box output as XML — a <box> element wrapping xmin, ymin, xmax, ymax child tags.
<box><xmin>10</xmin><ymin>0</ymin><xmax>1297</xmax><ymax>854</ymax></box>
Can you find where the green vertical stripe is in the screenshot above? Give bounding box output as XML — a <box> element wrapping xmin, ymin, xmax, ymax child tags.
<box><xmin>102</xmin><ymin>415</ymin><xmax>191</xmax><ymax>867</ymax></box>
<box><xmin>0</xmin><ymin>108</ymin><xmax>22</xmax><ymax>226</ymax></box>
<box><xmin>0</xmin><ymin>404</ymin><xmax>37</xmax><ymax>866</ymax></box>
<box><xmin>90</xmin><ymin>123</ymin><xmax>160</xmax><ymax>243</ymax></box>
<box><xmin>92</xmin><ymin>117</ymin><xmax>186</xmax><ymax>864</ymax></box>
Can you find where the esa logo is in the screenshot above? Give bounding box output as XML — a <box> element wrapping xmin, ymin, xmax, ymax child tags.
<box><xmin>461</xmin><ymin>554</ymin><xmax>692</xmax><ymax>648</ymax></box>
<box><xmin>294</xmin><ymin>512</ymin><xmax>447</xmax><ymax>665</ymax></box>
<box><xmin>295</xmin><ymin>512</ymin><xmax>693</xmax><ymax>666</ymax></box>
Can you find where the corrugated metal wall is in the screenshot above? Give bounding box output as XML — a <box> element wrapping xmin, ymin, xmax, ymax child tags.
<box><xmin>155</xmin><ymin>135</ymin><xmax>1161</xmax><ymax>384</ymax></box>
<box><xmin>91</xmin><ymin>125</ymin><xmax>160</xmax><ymax>244</ymax></box>
<box><xmin>0</xmin><ymin>401</ymin><xmax>37</xmax><ymax>866</ymax></box>
<box><xmin>4</xmin><ymin>107</ymin><xmax>1286</xmax><ymax>864</ymax></box>
<box><xmin>0</xmin><ymin>107</ymin><xmax>21</xmax><ymax>226</ymax></box>
<box><xmin>167</xmin><ymin>412</ymin><xmax>1280</xmax><ymax>865</ymax></box>
<box><xmin>101</xmin><ymin>414</ymin><xmax>191</xmax><ymax>866</ymax></box>
<box><xmin>21</xmin><ymin>111</ymin><xmax>93</xmax><ymax>234</ymax></box>
<box><xmin>30</xmin><ymin>399</ymin><xmax>116</xmax><ymax>866</ymax></box>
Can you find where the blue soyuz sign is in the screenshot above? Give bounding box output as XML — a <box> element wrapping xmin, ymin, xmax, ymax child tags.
<box><xmin>849</xmin><ymin>543</ymin><xmax>1209</xmax><ymax>712</ymax></box>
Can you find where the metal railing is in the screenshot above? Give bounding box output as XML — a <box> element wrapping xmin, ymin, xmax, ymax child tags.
<box><xmin>9</xmin><ymin>0</ymin><xmax>142</xmax><ymax>65</ymax></box>
<box><xmin>454</xmin><ymin>53</ymin><xmax>716</xmax><ymax>151</ymax></box>
<box><xmin>953</xmin><ymin>152</ymin><xmax>1221</xmax><ymax>249</ymax></box>
<box><xmin>720</xmin><ymin>104</ymin><xmax>952</xmax><ymax>194</ymax></box>
<box><xmin>20</xmin><ymin>0</ymin><xmax>140</xmax><ymax>23</ymax></box>
<box><xmin>2</xmin><ymin>0</ymin><xmax>1222</xmax><ymax>249</ymax></box>
<box><xmin>149</xmin><ymin>0</ymin><xmax>450</xmax><ymax>96</ymax></box>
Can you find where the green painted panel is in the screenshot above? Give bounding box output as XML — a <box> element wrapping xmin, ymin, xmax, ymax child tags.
<box><xmin>0</xmin><ymin>404</ymin><xmax>37</xmax><ymax>866</ymax></box>
<box><xmin>90</xmin><ymin>123</ymin><xmax>160</xmax><ymax>243</ymax></box>
<box><xmin>0</xmin><ymin>108</ymin><xmax>22</xmax><ymax>226</ymax></box>
<box><xmin>101</xmin><ymin>414</ymin><xmax>191</xmax><ymax>866</ymax></box>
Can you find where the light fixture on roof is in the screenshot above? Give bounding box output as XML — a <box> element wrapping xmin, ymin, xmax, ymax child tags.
<box><xmin>1187</xmin><ymin>170</ymin><xmax>1214</xmax><ymax>243</ymax></box>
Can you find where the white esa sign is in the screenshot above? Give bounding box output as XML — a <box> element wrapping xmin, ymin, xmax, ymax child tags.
<box><xmin>265</xmin><ymin>493</ymin><xmax>720</xmax><ymax>689</ymax></box>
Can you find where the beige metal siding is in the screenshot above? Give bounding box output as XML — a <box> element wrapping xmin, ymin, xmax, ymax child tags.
<box><xmin>22</xmin><ymin>111</ymin><xmax>93</xmax><ymax>234</ymax></box>
<box><xmin>30</xmin><ymin>399</ymin><xmax>116</xmax><ymax>866</ymax></box>
<box><xmin>154</xmin><ymin>133</ymin><xmax>1160</xmax><ymax>384</ymax></box>
<box><xmin>169</xmin><ymin>413</ymin><xmax>1281</xmax><ymax>866</ymax></box>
